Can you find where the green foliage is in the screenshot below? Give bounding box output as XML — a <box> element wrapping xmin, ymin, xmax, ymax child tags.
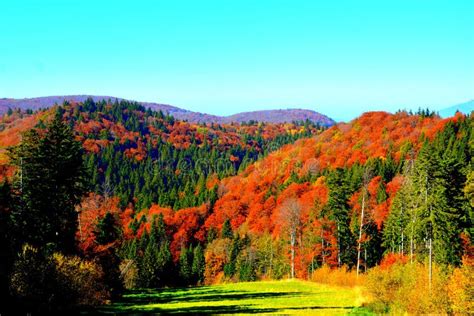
<box><xmin>384</xmin><ymin>119</ymin><xmax>472</xmax><ymax>265</ymax></box>
<box><xmin>324</xmin><ymin>168</ymin><xmax>356</xmax><ymax>267</ymax></box>
<box><xmin>179</xmin><ymin>246</ymin><xmax>193</xmax><ymax>285</ymax></box>
<box><xmin>73</xmin><ymin>98</ymin><xmax>315</xmax><ymax>211</ymax></box>
<box><xmin>8</xmin><ymin>111</ymin><xmax>86</xmax><ymax>253</ymax></box>
<box><xmin>192</xmin><ymin>243</ymin><xmax>205</xmax><ymax>285</ymax></box>
<box><xmin>94</xmin><ymin>212</ymin><xmax>120</xmax><ymax>245</ymax></box>
<box><xmin>136</xmin><ymin>214</ymin><xmax>173</xmax><ymax>287</ymax></box>
<box><xmin>221</xmin><ymin>218</ymin><xmax>233</xmax><ymax>239</ymax></box>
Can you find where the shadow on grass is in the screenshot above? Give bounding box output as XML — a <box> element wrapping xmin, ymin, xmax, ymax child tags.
<box><xmin>94</xmin><ymin>286</ymin><xmax>355</xmax><ymax>315</ymax></box>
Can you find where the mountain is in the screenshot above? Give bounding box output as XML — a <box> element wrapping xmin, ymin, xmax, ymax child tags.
<box><xmin>223</xmin><ymin>109</ymin><xmax>334</xmax><ymax>125</ymax></box>
<box><xmin>438</xmin><ymin>100</ymin><xmax>474</xmax><ymax>118</ymax></box>
<box><xmin>0</xmin><ymin>95</ymin><xmax>335</xmax><ymax>126</ymax></box>
<box><xmin>0</xmin><ymin>99</ymin><xmax>471</xmax><ymax>305</ymax></box>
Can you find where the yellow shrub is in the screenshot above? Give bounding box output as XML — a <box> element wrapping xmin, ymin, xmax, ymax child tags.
<box><xmin>119</xmin><ymin>259</ymin><xmax>138</xmax><ymax>290</ymax></box>
<box><xmin>447</xmin><ymin>260</ymin><xmax>474</xmax><ymax>315</ymax></box>
<box><xmin>366</xmin><ymin>262</ymin><xmax>451</xmax><ymax>314</ymax></box>
<box><xmin>311</xmin><ymin>265</ymin><xmax>363</xmax><ymax>287</ymax></box>
<box><xmin>9</xmin><ymin>245</ymin><xmax>109</xmax><ymax>310</ymax></box>
<box><xmin>53</xmin><ymin>253</ymin><xmax>109</xmax><ymax>306</ymax></box>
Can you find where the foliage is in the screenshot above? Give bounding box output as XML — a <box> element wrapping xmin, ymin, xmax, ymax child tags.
<box><xmin>8</xmin><ymin>111</ymin><xmax>86</xmax><ymax>253</ymax></box>
<box><xmin>447</xmin><ymin>257</ymin><xmax>474</xmax><ymax>315</ymax></box>
<box><xmin>9</xmin><ymin>245</ymin><xmax>109</xmax><ymax>311</ymax></box>
<box><xmin>366</xmin><ymin>262</ymin><xmax>452</xmax><ymax>314</ymax></box>
<box><xmin>311</xmin><ymin>265</ymin><xmax>362</xmax><ymax>287</ymax></box>
<box><xmin>53</xmin><ymin>252</ymin><xmax>109</xmax><ymax>306</ymax></box>
<box><xmin>0</xmin><ymin>99</ymin><xmax>472</xmax><ymax>315</ymax></box>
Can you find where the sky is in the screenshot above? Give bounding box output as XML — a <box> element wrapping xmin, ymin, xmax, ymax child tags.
<box><xmin>0</xmin><ymin>0</ymin><xmax>473</xmax><ymax>121</ymax></box>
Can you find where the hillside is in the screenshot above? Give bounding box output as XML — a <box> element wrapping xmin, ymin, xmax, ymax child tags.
<box><xmin>223</xmin><ymin>109</ymin><xmax>335</xmax><ymax>125</ymax></box>
<box><xmin>0</xmin><ymin>95</ymin><xmax>335</xmax><ymax>126</ymax></box>
<box><xmin>1</xmin><ymin>102</ymin><xmax>472</xmax><ymax>314</ymax></box>
<box><xmin>0</xmin><ymin>98</ymin><xmax>324</xmax><ymax>207</ymax></box>
<box><xmin>119</xmin><ymin>109</ymin><xmax>471</xmax><ymax>277</ymax></box>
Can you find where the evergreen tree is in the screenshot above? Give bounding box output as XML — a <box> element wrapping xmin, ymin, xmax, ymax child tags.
<box><xmin>137</xmin><ymin>214</ymin><xmax>173</xmax><ymax>287</ymax></box>
<box><xmin>9</xmin><ymin>110</ymin><xmax>86</xmax><ymax>253</ymax></box>
<box><xmin>192</xmin><ymin>243</ymin><xmax>205</xmax><ymax>284</ymax></box>
<box><xmin>324</xmin><ymin>168</ymin><xmax>356</xmax><ymax>267</ymax></box>
<box><xmin>94</xmin><ymin>212</ymin><xmax>120</xmax><ymax>245</ymax></box>
<box><xmin>221</xmin><ymin>219</ymin><xmax>233</xmax><ymax>239</ymax></box>
<box><xmin>178</xmin><ymin>246</ymin><xmax>192</xmax><ymax>285</ymax></box>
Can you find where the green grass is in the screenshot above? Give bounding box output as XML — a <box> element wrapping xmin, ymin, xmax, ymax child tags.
<box><xmin>96</xmin><ymin>279</ymin><xmax>372</xmax><ymax>315</ymax></box>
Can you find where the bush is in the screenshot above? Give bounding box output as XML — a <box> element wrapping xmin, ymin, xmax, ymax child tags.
<box><xmin>9</xmin><ymin>245</ymin><xmax>57</xmax><ymax>311</ymax></box>
<box><xmin>53</xmin><ymin>253</ymin><xmax>109</xmax><ymax>306</ymax></box>
<box><xmin>366</xmin><ymin>262</ymin><xmax>450</xmax><ymax>314</ymax></box>
<box><xmin>447</xmin><ymin>257</ymin><xmax>474</xmax><ymax>315</ymax></box>
<box><xmin>311</xmin><ymin>265</ymin><xmax>362</xmax><ymax>287</ymax></box>
<box><xmin>120</xmin><ymin>259</ymin><xmax>138</xmax><ymax>290</ymax></box>
<box><xmin>9</xmin><ymin>245</ymin><xmax>109</xmax><ymax>311</ymax></box>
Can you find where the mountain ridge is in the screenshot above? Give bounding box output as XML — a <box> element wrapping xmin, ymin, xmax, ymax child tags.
<box><xmin>0</xmin><ymin>95</ymin><xmax>335</xmax><ymax>126</ymax></box>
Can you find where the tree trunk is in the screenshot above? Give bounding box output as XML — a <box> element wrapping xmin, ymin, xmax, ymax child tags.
<box><xmin>337</xmin><ymin>223</ymin><xmax>341</xmax><ymax>267</ymax></box>
<box><xmin>356</xmin><ymin>191</ymin><xmax>366</xmax><ymax>276</ymax></box>
<box><xmin>428</xmin><ymin>237</ymin><xmax>432</xmax><ymax>291</ymax></box>
<box><xmin>290</xmin><ymin>231</ymin><xmax>295</xmax><ymax>278</ymax></box>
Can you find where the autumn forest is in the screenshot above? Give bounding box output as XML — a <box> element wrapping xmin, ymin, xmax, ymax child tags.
<box><xmin>0</xmin><ymin>98</ymin><xmax>472</xmax><ymax>314</ymax></box>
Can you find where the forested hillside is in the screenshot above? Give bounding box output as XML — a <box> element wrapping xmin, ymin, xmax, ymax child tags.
<box><xmin>0</xmin><ymin>95</ymin><xmax>336</xmax><ymax>125</ymax></box>
<box><xmin>0</xmin><ymin>100</ymin><xmax>472</xmax><ymax>314</ymax></box>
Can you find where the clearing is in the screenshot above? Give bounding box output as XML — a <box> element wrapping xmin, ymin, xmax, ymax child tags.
<box><xmin>97</xmin><ymin>279</ymin><xmax>370</xmax><ymax>315</ymax></box>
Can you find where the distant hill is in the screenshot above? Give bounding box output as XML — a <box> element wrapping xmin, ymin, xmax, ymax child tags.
<box><xmin>438</xmin><ymin>100</ymin><xmax>474</xmax><ymax>118</ymax></box>
<box><xmin>222</xmin><ymin>109</ymin><xmax>334</xmax><ymax>126</ymax></box>
<box><xmin>0</xmin><ymin>95</ymin><xmax>335</xmax><ymax>126</ymax></box>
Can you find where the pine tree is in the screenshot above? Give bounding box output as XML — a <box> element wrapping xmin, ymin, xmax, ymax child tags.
<box><xmin>324</xmin><ymin>169</ymin><xmax>356</xmax><ymax>267</ymax></box>
<box><xmin>9</xmin><ymin>110</ymin><xmax>86</xmax><ymax>253</ymax></box>
<box><xmin>94</xmin><ymin>212</ymin><xmax>120</xmax><ymax>245</ymax></box>
<box><xmin>192</xmin><ymin>243</ymin><xmax>205</xmax><ymax>285</ymax></box>
<box><xmin>221</xmin><ymin>219</ymin><xmax>233</xmax><ymax>239</ymax></box>
<box><xmin>137</xmin><ymin>214</ymin><xmax>173</xmax><ymax>287</ymax></box>
<box><xmin>179</xmin><ymin>246</ymin><xmax>192</xmax><ymax>285</ymax></box>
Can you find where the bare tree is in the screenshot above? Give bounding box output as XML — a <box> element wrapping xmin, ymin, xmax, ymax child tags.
<box><xmin>279</xmin><ymin>198</ymin><xmax>302</xmax><ymax>279</ymax></box>
<box><xmin>356</xmin><ymin>167</ymin><xmax>372</xmax><ymax>276</ymax></box>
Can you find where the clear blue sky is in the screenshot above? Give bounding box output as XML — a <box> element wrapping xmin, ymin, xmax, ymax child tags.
<box><xmin>0</xmin><ymin>0</ymin><xmax>473</xmax><ymax>121</ymax></box>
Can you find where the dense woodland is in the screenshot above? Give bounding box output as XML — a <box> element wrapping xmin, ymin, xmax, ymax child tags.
<box><xmin>0</xmin><ymin>99</ymin><xmax>472</xmax><ymax>314</ymax></box>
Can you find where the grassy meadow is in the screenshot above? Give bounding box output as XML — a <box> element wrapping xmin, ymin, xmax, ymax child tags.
<box><xmin>97</xmin><ymin>279</ymin><xmax>370</xmax><ymax>315</ymax></box>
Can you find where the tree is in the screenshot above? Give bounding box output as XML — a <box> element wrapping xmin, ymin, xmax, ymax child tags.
<box><xmin>356</xmin><ymin>167</ymin><xmax>373</xmax><ymax>276</ymax></box>
<box><xmin>278</xmin><ymin>198</ymin><xmax>302</xmax><ymax>278</ymax></box>
<box><xmin>324</xmin><ymin>169</ymin><xmax>356</xmax><ymax>267</ymax></box>
<box><xmin>9</xmin><ymin>110</ymin><xmax>86</xmax><ymax>253</ymax></box>
<box><xmin>137</xmin><ymin>214</ymin><xmax>173</xmax><ymax>287</ymax></box>
<box><xmin>464</xmin><ymin>171</ymin><xmax>474</xmax><ymax>240</ymax></box>
<box><xmin>192</xmin><ymin>243</ymin><xmax>205</xmax><ymax>284</ymax></box>
<box><xmin>179</xmin><ymin>246</ymin><xmax>192</xmax><ymax>285</ymax></box>
<box><xmin>221</xmin><ymin>218</ymin><xmax>233</xmax><ymax>239</ymax></box>
<box><xmin>94</xmin><ymin>212</ymin><xmax>120</xmax><ymax>245</ymax></box>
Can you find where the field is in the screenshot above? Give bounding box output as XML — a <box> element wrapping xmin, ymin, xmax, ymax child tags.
<box><xmin>97</xmin><ymin>280</ymin><xmax>370</xmax><ymax>315</ymax></box>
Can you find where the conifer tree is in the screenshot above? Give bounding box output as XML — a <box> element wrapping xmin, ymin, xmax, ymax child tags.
<box><xmin>221</xmin><ymin>219</ymin><xmax>233</xmax><ymax>239</ymax></box>
<box><xmin>192</xmin><ymin>243</ymin><xmax>205</xmax><ymax>284</ymax></box>
<box><xmin>9</xmin><ymin>110</ymin><xmax>86</xmax><ymax>253</ymax></box>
